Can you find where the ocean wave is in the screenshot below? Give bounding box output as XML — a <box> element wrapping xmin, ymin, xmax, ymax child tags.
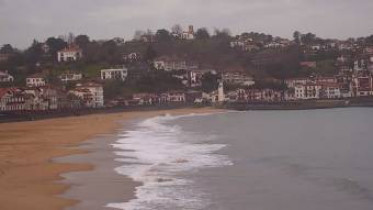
<box><xmin>106</xmin><ymin>113</ymin><xmax>232</xmax><ymax>210</ymax></box>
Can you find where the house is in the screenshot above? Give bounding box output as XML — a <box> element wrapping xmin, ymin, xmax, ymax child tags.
<box><xmin>181</xmin><ymin>25</ymin><xmax>195</xmax><ymax>40</ymax></box>
<box><xmin>351</xmin><ymin>75</ymin><xmax>373</xmax><ymax>97</ymax></box>
<box><xmin>265</xmin><ymin>42</ymin><xmax>286</xmax><ymax>49</ymax></box>
<box><xmin>26</xmin><ymin>73</ymin><xmax>46</xmax><ymax>87</ymax></box>
<box><xmin>285</xmin><ymin>78</ymin><xmax>309</xmax><ymax>88</ymax></box>
<box><xmin>101</xmin><ymin>67</ymin><xmax>128</xmax><ymax>81</ymax></box>
<box><xmin>294</xmin><ymin>85</ymin><xmax>306</xmax><ymax>100</ymax></box>
<box><xmin>57</xmin><ymin>44</ymin><xmax>83</xmax><ymax>62</ymax></box>
<box><xmin>222</xmin><ymin>72</ymin><xmax>255</xmax><ymax>87</ymax></box>
<box><xmin>0</xmin><ymin>88</ymin><xmax>25</xmax><ymax>112</ymax></box>
<box><xmin>319</xmin><ymin>83</ymin><xmax>341</xmax><ymax>99</ymax></box>
<box><xmin>123</xmin><ymin>53</ymin><xmax>141</xmax><ymax>62</ymax></box>
<box><xmin>70</xmin><ymin>83</ymin><xmax>104</xmax><ymax>108</ymax></box>
<box><xmin>353</xmin><ymin>59</ymin><xmax>367</xmax><ymax>72</ymax></box>
<box><xmin>132</xmin><ymin>93</ymin><xmax>159</xmax><ymax>105</ymax></box>
<box><xmin>154</xmin><ymin>56</ymin><xmax>189</xmax><ymax>71</ymax></box>
<box><xmin>0</xmin><ymin>88</ymin><xmax>15</xmax><ymax>111</ymax></box>
<box><xmin>305</xmin><ymin>83</ymin><xmax>322</xmax><ymax>99</ymax></box>
<box><xmin>0</xmin><ymin>70</ymin><xmax>14</xmax><ymax>82</ymax></box>
<box><xmin>294</xmin><ymin>83</ymin><xmax>322</xmax><ymax>100</ymax></box>
<box><xmin>22</xmin><ymin>86</ymin><xmax>58</xmax><ymax>111</ymax></box>
<box><xmin>59</xmin><ymin>71</ymin><xmax>83</xmax><ymax>83</ymax></box>
<box><xmin>172</xmin><ymin>25</ymin><xmax>195</xmax><ymax>40</ymax></box>
<box><xmin>165</xmin><ymin>91</ymin><xmax>186</xmax><ymax>102</ymax></box>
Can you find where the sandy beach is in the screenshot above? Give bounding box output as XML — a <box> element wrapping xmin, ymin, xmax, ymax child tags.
<box><xmin>0</xmin><ymin>107</ymin><xmax>219</xmax><ymax>210</ymax></box>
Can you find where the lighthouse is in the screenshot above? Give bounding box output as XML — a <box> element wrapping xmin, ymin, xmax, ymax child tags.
<box><xmin>218</xmin><ymin>80</ymin><xmax>225</xmax><ymax>102</ymax></box>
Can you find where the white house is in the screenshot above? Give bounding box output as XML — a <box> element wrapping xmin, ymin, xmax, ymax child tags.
<box><xmin>0</xmin><ymin>88</ymin><xmax>25</xmax><ymax>111</ymax></box>
<box><xmin>154</xmin><ymin>56</ymin><xmax>188</xmax><ymax>71</ymax></box>
<box><xmin>166</xmin><ymin>91</ymin><xmax>186</xmax><ymax>102</ymax></box>
<box><xmin>181</xmin><ymin>25</ymin><xmax>195</xmax><ymax>40</ymax></box>
<box><xmin>26</xmin><ymin>73</ymin><xmax>46</xmax><ymax>87</ymax></box>
<box><xmin>57</xmin><ymin>45</ymin><xmax>83</xmax><ymax>62</ymax></box>
<box><xmin>172</xmin><ymin>25</ymin><xmax>195</xmax><ymax>40</ymax></box>
<box><xmin>323</xmin><ymin>85</ymin><xmax>341</xmax><ymax>99</ymax></box>
<box><xmin>294</xmin><ymin>85</ymin><xmax>306</xmax><ymax>100</ymax></box>
<box><xmin>294</xmin><ymin>83</ymin><xmax>322</xmax><ymax>100</ymax></box>
<box><xmin>71</xmin><ymin>83</ymin><xmax>104</xmax><ymax>108</ymax></box>
<box><xmin>101</xmin><ymin>67</ymin><xmax>128</xmax><ymax>81</ymax></box>
<box><xmin>59</xmin><ymin>72</ymin><xmax>83</xmax><ymax>83</ymax></box>
<box><xmin>0</xmin><ymin>70</ymin><xmax>14</xmax><ymax>82</ymax></box>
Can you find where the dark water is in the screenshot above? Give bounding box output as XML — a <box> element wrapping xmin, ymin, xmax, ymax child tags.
<box><xmin>111</xmin><ymin>108</ymin><xmax>373</xmax><ymax>210</ymax></box>
<box><xmin>174</xmin><ymin>108</ymin><xmax>373</xmax><ymax>210</ymax></box>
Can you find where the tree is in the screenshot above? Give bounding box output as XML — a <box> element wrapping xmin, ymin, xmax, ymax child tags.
<box><xmin>75</xmin><ymin>35</ymin><xmax>90</xmax><ymax>49</ymax></box>
<box><xmin>301</xmin><ymin>33</ymin><xmax>316</xmax><ymax>45</ymax></box>
<box><xmin>293</xmin><ymin>31</ymin><xmax>301</xmax><ymax>45</ymax></box>
<box><xmin>201</xmin><ymin>72</ymin><xmax>220</xmax><ymax>93</ymax></box>
<box><xmin>214</xmin><ymin>28</ymin><xmax>231</xmax><ymax>40</ymax></box>
<box><xmin>144</xmin><ymin>45</ymin><xmax>157</xmax><ymax>64</ymax></box>
<box><xmin>366</xmin><ymin>35</ymin><xmax>373</xmax><ymax>45</ymax></box>
<box><xmin>46</xmin><ymin>37</ymin><xmax>67</xmax><ymax>61</ymax></box>
<box><xmin>195</xmin><ymin>28</ymin><xmax>210</xmax><ymax>40</ymax></box>
<box><xmin>171</xmin><ymin>24</ymin><xmax>183</xmax><ymax>34</ymax></box>
<box><xmin>155</xmin><ymin>29</ymin><xmax>172</xmax><ymax>42</ymax></box>
<box><xmin>0</xmin><ymin>44</ymin><xmax>14</xmax><ymax>54</ymax></box>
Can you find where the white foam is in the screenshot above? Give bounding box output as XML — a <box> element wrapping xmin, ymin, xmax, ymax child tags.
<box><xmin>106</xmin><ymin>113</ymin><xmax>232</xmax><ymax>210</ymax></box>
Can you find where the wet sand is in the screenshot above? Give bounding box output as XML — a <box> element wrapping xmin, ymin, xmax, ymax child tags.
<box><xmin>0</xmin><ymin>108</ymin><xmax>219</xmax><ymax>210</ymax></box>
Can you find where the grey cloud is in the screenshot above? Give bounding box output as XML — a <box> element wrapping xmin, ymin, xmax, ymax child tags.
<box><xmin>0</xmin><ymin>0</ymin><xmax>372</xmax><ymax>48</ymax></box>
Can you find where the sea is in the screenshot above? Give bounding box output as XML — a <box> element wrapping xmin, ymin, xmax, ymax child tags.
<box><xmin>106</xmin><ymin>108</ymin><xmax>373</xmax><ymax>210</ymax></box>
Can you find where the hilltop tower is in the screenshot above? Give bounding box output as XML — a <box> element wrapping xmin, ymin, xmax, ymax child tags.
<box><xmin>188</xmin><ymin>25</ymin><xmax>194</xmax><ymax>34</ymax></box>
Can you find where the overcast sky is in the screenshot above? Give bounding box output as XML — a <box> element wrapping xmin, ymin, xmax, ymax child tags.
<box><xmin>1</xmin><ymin>0</ymin><xmax>372</xmax><ymax>49</ymax></box>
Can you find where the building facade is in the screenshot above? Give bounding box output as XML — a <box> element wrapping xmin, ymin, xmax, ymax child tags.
<box><xmin>101</xmin><ymin>67</ymin><xmax>128</xmax><ymax>81</ymax></box>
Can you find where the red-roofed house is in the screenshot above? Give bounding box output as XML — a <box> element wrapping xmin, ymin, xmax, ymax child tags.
<box><xmin>69</xmin><ymin>83</ymin><xmax>104</xmax><ymax>108</ymax></box>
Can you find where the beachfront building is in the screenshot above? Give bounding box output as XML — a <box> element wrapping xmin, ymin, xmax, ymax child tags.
<box><xmin>70</xmin><ymin>83</ymin><xmax>104</xmax><ymax>108</ymax></box>
<box><xmin>22</xmin><ymin>87</ymin><xmax>58</xmax><ymax>111</ymax></box>
<box><xmin>26</xmin><ymin>73</ymin><xmax>46</xmax><ymax>87</ymax></box>
<box><xmin>162</xmin><ymin>91</ymin><xmax>186</xmax><ymax>103</ymax></box>
<box><xmin>0</xmin><ymin>70</ymin><xmax>14</xmax><ymax>83</ymax></box>
<box><xmin>57</xmin><ymin>44</ymin><xmax>83</xmax><ymax>62</ymax></box>
<box><xmin>0</xmin><ymin>88</ymin><xmax>26</xmax><ymax>111</ymax></box>
<box><xmin>101</xmin><ymin>67</ymin><xmax>128</xmax><ymax>81</ymax></box>
<box><xmin>319</xmin><ymin>83</ymin><xmax>341</xmax><ymax>99</ymax></box>
<box><xmin>351</xmin><ymin>75</ymin><xmax>373</xmax><ymax>97</ymax></box>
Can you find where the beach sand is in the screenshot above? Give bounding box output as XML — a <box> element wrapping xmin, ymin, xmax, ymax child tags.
<box><xmin>0</xmin><ymin>107</ymin><xmax>219</xmax><ymax>210</ymax></box>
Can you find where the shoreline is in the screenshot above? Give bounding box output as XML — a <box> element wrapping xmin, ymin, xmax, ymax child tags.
<box><xmin>0</xmin><ymin>107</ymin><xmax>220</xmax><ymax>210</ymax></box>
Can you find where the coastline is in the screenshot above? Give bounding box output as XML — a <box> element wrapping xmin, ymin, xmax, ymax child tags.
<box><xmin>0</xmin><ymin>107</ymin><xmax>220</xmax><ymax>210</ymax></box>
